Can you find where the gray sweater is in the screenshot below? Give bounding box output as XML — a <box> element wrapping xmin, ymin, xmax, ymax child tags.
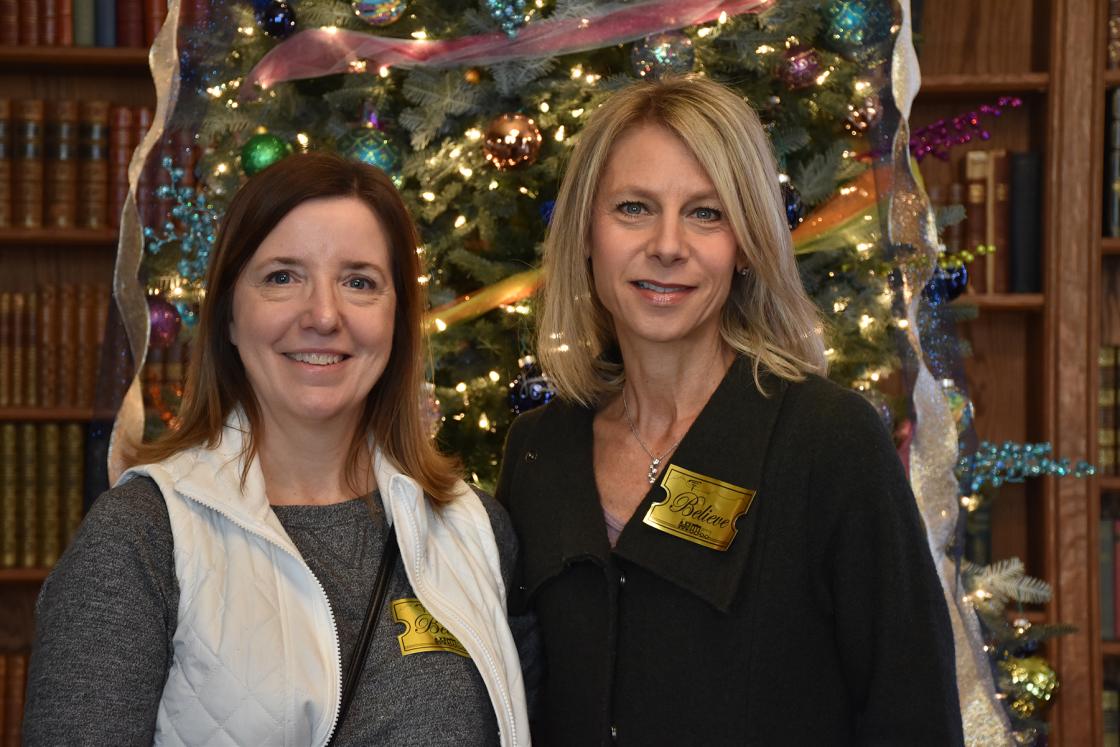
<box><xmin>23</xmin><ymin>476</ymin><xmax>540</xmax><ymax>746</ymax></box>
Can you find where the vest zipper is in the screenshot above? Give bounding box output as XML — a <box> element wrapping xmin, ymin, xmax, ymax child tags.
<box><xmin>175</xmin><ymin>489</ymin><xmax>345</xmax><ymax>747</ymax></box>
<box><xmin>393</xmin><ymin>503</ymin><xmax>520</xmax><ymax>747</ymax></box>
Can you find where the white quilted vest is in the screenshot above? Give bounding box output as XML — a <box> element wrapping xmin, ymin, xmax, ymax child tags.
<box><xmin>119</xmin><ymin>416</ymin><xmax>530</xmax><ymax>747</ymax></box>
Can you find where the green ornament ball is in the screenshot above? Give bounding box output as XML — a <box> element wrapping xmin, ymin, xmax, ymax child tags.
<box><xmin>241</xmin><ymin>133</ymin><xmax>293</xmax><ymax>176</ymax></box>
<box><xmin>337</xmin><ymin>127</ymin><xmax>401</xmax><ymax>178</ymax></box>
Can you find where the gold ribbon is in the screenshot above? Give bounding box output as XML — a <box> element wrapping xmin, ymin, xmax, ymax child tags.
<box><xmin>107</xmin><ymin>0</ymin><xmax>183</xmax><ymax>484</ymax></box>
<box><xmin>890</xmin><ymin>3</ymin><xmax>1012</xmax><ymax>743</ymax></box>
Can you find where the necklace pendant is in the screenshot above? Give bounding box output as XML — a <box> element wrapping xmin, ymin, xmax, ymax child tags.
<box><xmin>647</xmin><ymin>461</ymin><xmax>658</xmax><ymax>484</ymax></box>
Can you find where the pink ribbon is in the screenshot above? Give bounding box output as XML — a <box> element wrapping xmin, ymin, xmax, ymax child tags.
<box><xmin>246</xmin><ymin>0</ymin><xmax>772</xmax><ymax>91</ymax></box>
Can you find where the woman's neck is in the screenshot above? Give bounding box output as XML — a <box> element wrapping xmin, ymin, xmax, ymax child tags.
<box><xmin>254</xmin><ymin>408</ymin><xmax>374</xmax><ymax>506</ymax></box>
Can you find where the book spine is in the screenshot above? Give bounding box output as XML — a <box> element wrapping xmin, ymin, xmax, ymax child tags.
<box><xmin>0</xmin><ymin>293</ymin><xmax>8</xmax><ymax>408</ymax></box>
<box><xmin>19</xmin><ymin>0</ymin><xmax>39</xmax><ymax>45</ymax></box>
<box><xmin>39</xmin><ymin>422</ymin><xmax>61</xmax><ymax>566</ymax></box>
<box><xmin>1110</xmin><ymin>0</ymin><xmax>1120</xmax><ymax>70</ymax></box>
<box><xmin>964</xmin><ymin>151</ymin><xmax>990</xmax><ymax>294</ymax></box>
<box><xmin>988</xmin><ymin>149</ymin><xmax>1010</xmax><ymax>293</ymax></box>
<box><xmin>142</xmin><ymin>0</ymin><xmax>166</xmax><ymax>46</ymax></box>
<box><xmin>135</xmin><ymin>105</ymin><xmax>154</xmax><ymax>226</ymax></box>
<box><xmin>108</xmin><ymin>105</ymin><xmax>131</xmax><ymax>227</ymax></box>
<box><xmin>40</xmin><ymin>0</ymin><xmax>57</xmax><ymax>45</ymax></box>
<box><xmin>76</xmin><ymin>283</ymin><xmax>94</xmax><ymax>408</ymax></box>
<box><xmin>946</xmin><ymin>181</ymin><xmax>964</xmax><ymax>255</ymax></box>
<box><xmin>22</xmin><ymin>291</ymin><xmax>37</xmax><ymax>407</ymax></box>
<box><xmin>2</xmin><ymin>653</ymin><xmax>26</xmax><ymax>745</ymax></box>
<box><xmin>1009</xmin><ymin>151</ymin><xmax>1043</xmax><ymax>293</ymax></box>
<box><xmin>0</xmin><ymin>424</ymin><xmax>15</xmax><ymax>568</ymax></box>
<box><xmin>1115</xmin><ymin>517</ymin><xmax>1120</xmax><ymax>639</ymax></box>
<box><xmin>19</xmin><ymin>422</ymin><xmax>37</xmax><ymax>567</ymax></box>
<box><xmin>0</xmin><ymin>653</ymin><xmax>6</xmax><ymax>741</ymax></box>
<box><xmin>13</xmin><ymin>99</ymin><xmax>44</xmax><ymax>229</ymax></box>
<box><xmin>1103</xmin><ymin>347</ymin><xmax>1118</xmax><ymax>476</ymax></box>
<box><xmin>78</xmin><ymin>99</ymin><xmax>109</xmax><ymax>229</ymax></box>
<box><xmin>38</xmin><ymin>284</ymin><xmax>57</xmax><ymax>408</ymax></box>
<box><xmin>72</xmin><ymin>0</ymin><xmax>93</xmax><ymax>45</ymax></box>
<box><xmin>61</xmin><ymin>422</ymin><xmax>83</xmax><ymax>547</ymax></box>
<box><xmin>1105</xmin><ymin>508</ymin><xmax>1117</xmax><ymax>640</ymax></box>
<box><xmin>1105</xmin><ymin>687</ymin><xmax>1120</xmax><ymax>747</ymax></box>
<box><xmin>9</xmin><ymin>293</ymin><xmax>23</xmax><ymax>408</ymax></box>
<box><xmin>57</xmin><ymin>283</ymin><xmax>76</xmax><ymax>407</ymax></box>
<box><xmin>56</xmin><ymin>0</ymin><xmax>72</xmax><ymax>45</ymax></box>
<box><xmin>0</xmin><ymin>0</ymin><xmax>18</xmax><ymax>46</ymax></box>
<box><xmin>116</xmin><ymin>0</ymin><xmax>143</xmax><ymax>47</ymax></box>
<box><xmin>93</xmin><ymin>0</ymin><xmax>113</xmax><ymax>46</ymax></box>
<box><xmin>45</xmin><ymin>99</ymin><xmax>78</xmax><ymax>229</ymax></box>
<box><xmin>0</xmin><ymin>98</ymin><xmax>10</xmax><ymax>229</ymax></box>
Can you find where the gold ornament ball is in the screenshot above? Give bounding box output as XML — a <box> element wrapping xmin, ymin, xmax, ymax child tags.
<box><xmin>483</xmin><ymin>113</ymin><xmax>542</xmax><ymax>170</ymax></box>
<box><xmin>998</xmin><ymin>656</ymin><xmax>1059</xmax><ymax>719</ymax></box>
<box><xmin>464</xmin><ymin>68</ymin><xmax>481</xmax><ymax>84</ymax></box>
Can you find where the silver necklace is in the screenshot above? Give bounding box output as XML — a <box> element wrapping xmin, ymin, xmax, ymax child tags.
<box><xmin>621</xmin><ymin>389</ymin><xmax>684</xmax><ymax>484</ymax></box>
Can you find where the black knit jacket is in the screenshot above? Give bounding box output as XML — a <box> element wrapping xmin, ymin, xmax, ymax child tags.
<box><xmin>496</xmin><ymin>358</ymin><xmax>964</xmax><ymax>746</ymax></box>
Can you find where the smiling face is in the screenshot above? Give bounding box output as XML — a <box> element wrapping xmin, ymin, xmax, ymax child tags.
<box><xmin>229</xmin><ymin>195</ymin><xmax>396</xmax><ymax>435</ymax></box>
<box><xmin>589</xmin><ymin>122</ymin><xmax>740</xmax><ymax>351</ymax></box>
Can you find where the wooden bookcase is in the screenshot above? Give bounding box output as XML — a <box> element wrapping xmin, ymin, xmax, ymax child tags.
<box><xmin>0</xmin><ymin>50</ymin><xmax>153</xmax><ymax>652</ymax></box>
<box><xmin>916</xmin><ymin>0</ymin><xmax>1102</xmax><ymax>743</ymax></box>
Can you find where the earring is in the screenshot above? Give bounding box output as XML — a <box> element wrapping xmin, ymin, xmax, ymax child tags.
<box><xmin>736</xmin><ymin>266</ymin><xmax>748</xmax><ymax>276</ymax></box>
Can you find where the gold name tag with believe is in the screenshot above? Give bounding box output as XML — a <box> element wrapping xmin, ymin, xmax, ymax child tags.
<box><xmin>391</xmin><ymin>598</ymin><xmax>470</xmax><ymax>658</ymax></box>
<box><xmin>642</xmin><ymin>464</ymin><xmax>755</xmax><ymax>551</ymax></box>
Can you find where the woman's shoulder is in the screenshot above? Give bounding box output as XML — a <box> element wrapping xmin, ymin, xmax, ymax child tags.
<box><xmin>782</xmin><ymin>373</ymin><xmax>889</xmax><ymax>435</ymax></box>
<box><xmin>84</xmin><ymin>475</ymin><xmax>173</xmax><ymax>537</ymax></box>
<box><xmin>505</xmin><ymin>397</ymin><xmax>587</xmax><ymax>447</ymax></box>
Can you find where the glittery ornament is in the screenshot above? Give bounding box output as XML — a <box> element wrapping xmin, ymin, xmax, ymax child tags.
<box><xmin>958</xmin><ymin>441</ymin><xmax>1095</xmax><ymax>493</ymax></box>
<box><xmin>337</xmin><ymin>127</ymin><xmax>401</xmax><ymax>178</ymax></box>
<box><xmin>845</xmin><ymin>94</ymin><xmax>883</xmax><ymax>134</ymax></box>
<box><xmin>484</xmin><ymin>0</ymin><xmax>528</xmax><ymax>37</ymax></box>
<box><xmin>997</xmin><ymin>656</ymin><xmax>1058</xmax><ymax>719</ymax></box>
<box><xmin>923</xmin><ymin>264</ymin><xmax>968</xmax><ymax>303</ymax></box>
<box><xmin>1009</xmin><ymin>617</ymin><xmax>1040</xmax><ymax>657</ymax></box>
<box><xmin>910</xmin><ymin>97</ymin><xmax>1022</xmax><ymax>162</ymax></box>
<box><xmin>483</xmin><ymin>113</ymin><xmax>542</xmax><ymax>170</ymax></box>
<box><xmin>822</xmin><ymin>0</ymin><xmax>893</xmax><ymax>61</ymax></box>
<box><xmin>241</xmin><ymin>133</ymin><xmax>293</xmax><ymax>176</ymax></box>
<box><xmin>782</xmin><ymin>182</ymin><xmax>805</xmax><ymax>230</ymax></box>
<box><xmin>148</xmin><ymin>296</ymin><xmax>182</xmax><ymax>350</ymax></box>
<box><xmin>508</xmin><ymin>357</ymin><xmax>555</xmax><ymax>415</ymax></box>
<box><xmin>352</xmin><ymin>0</ymin><xmax>408</xmax><ymax>26</ymax></box>
<box><xmin>630</xmin><ymin>31</ymin><xmax>695</xmax><ymax>80</ymax></box>
<box><xmin>175</xmin><ymin>301</ymin><xmax>199</xmax><ymax>329</ymax></box>
<box><xmin>779</xmin><ymin>47</ymin><xmax>822</xmax><ymax>90</ymax></box>
<box><xmin>938</xmin><ymin>378</ymin><xmax>974</xmax><ymax>435</ymax></box>
<box><xmin>255</xmin><ymin>0</ymin><xmax>297</xmax><ymax>39</ymax></box>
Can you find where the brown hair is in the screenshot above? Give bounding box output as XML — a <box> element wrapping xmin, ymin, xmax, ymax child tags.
<box><xmin>127</xmin><ymin>151</ymin><xmax>461</xmax><ymax>502</ymax></box>
<box><xmin>538</xmin><ymin>75</ymin><xmax>827</xmax><ymax>404</ymax></box>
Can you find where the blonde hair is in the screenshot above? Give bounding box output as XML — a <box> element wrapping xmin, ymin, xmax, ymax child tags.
<box><xmin>538</xmin><ymin>75</ymin><xmax>827</xmax><ymax>405</ymax></box>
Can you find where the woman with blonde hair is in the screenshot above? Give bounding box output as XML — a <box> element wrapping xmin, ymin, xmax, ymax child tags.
<box><xmin>25</xmin><ymin>152</ymin><xmax>535</xmax><ymax>746</ymax></box>
<box><xmin>497</xmin><ymin>75</ymin><xmax>962</xmax><ymax>745</ymax></box>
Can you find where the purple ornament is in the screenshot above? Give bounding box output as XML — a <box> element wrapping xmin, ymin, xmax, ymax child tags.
<box><xmin>910</xmin><ymin>95</ymin><xmax>1022</xmax><ymax>161</ymax></box>
<box><xmin>148</xmin><ymin>296</ymin><xmax>182</xmax><ymax>350</ymax></box>
<box><xmin>779</xmin><ymin>48</ymin><xmax>822</xmax><ymax>90</ymax></box>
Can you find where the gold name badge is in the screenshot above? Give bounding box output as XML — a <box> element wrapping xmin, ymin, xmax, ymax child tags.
<box><xmin>642</xmin><ymin>464</ymin><xmax>756</xmax><ymax>551</ymax></box>
<box><xmin>391</xmin><ymin>598</ymin><xmax>470</xmax><ymax>658</ymax></box>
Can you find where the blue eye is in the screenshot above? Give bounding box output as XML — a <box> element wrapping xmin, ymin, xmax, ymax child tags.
<box><xmin>346</xmin><ymin>277</ymin><xmax>374</xmax><ymax>290</ymax></box>
<box><xmin>617</xmin><ymin>201</ymin><xmax>646</xmax><ymax>216</ymax></box>
<box><xmin>266</xmin><ymin>271</ymin><xmax>291</xmax><ymax>284</ymax></box>
<box><xmin>693</xmin><ymin>207</ymin><xmax>722</xmax><ymax>221</ymax></box>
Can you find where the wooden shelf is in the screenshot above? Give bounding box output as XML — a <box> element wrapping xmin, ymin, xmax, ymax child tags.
<box><xmin>0</xmin><ymin>569</ymin><xmax>49</xmax><ymax>584</ymax></box>
<box><xmin>0</xmin><ymin>46</ymin><xmax>150</xmax><ymax>73</ymax></box>
<box><xmin>952</xmin><ymin>293</ymin><xmax>1045</xmax><ymax>311</ymax></box>
<box><xmin>917</xmin><ymin>73</ymin><xmax>1050</xmax><ymax>97</ymax></box>
<box><xmin>0</xmin><ymin>408</ymin><xmax>97</xmax><ymax>422</ymax></box>
<box><xmin>0</xmin><ymin>228</ymin><xmax>120</xmax><ymax>248</ymax></box>
<box><xmin>1100</xmin><ymin>476</ymin><xmax>1120</xmax><ymax>492</ymax></box>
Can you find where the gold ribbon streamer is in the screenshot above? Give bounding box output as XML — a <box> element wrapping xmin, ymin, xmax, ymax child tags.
<box><xmin>107</xmin><ymin>0</ymin><xmax>183</xmax><ymax>484</ymax></box>
<box><xmin>889</xmin><ymin>2</ymin><xmax>1012</xmax><ymax>744</ymax></box>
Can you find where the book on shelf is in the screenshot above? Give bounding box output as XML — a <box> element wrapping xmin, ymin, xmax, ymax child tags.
<box><xmin>1107</xmin><ymin>687</ymin><xmax>1120</xmax><ymax>747</ymax></box>
<box><xmin>1102</xmin><ymin>346</ymin><xmax>1118</xmax><ymax>477</ymax></box>
<box><xmin>986</xmin><ymin>149</ymin><xmax>1010</xmax><ymax>293</ymax></box>
<box><xmin>1104</xmin><ymin>500</ymin><xmax>1116</xmax><ymax>642</ymax></box>
<box><xmin>142</xmin><ymin>0</ymin><xmax>165</xmax><ymax>46</ymax></box>
<box><xmin>0</xmin><ymin>423</ymin><xmax>15</xmax><ymax>568</ymax></box>
<box><xmin>58</xmin><ymin>0</ymin><xmax>74</xmax><ymax>46</ymax></box>
<box><xmin>116</xmin><ymin>0</ymin><xmax>143</xmax><ymax>48</ymax></box>
<box><xmin>73</xmin><ymin>0</ymin><xmax>94</xmax><ymax>46</ymax></box>
<box><xmin>19</xmin><ymin>422</ymin><xmax>36</xmax><ymax>567</ymax></box>
<box><xmin>2</xmin><ymin>652</ymin><xmax>28</xmax><ymax>746</ymax></box>
<box><xmin>19</xmin><ymin>0</ymin><xmax>39</xmax><ymax>45</ymax></box>
<box><xmin>94</xmin><ymin>0</ymin><xmax>116</xmax><ymax>47</ymax></box>
<box><xmin>108</xmin><ymin>105</ymin><xmax>131</xmax><ymax>227</ymax></box>
<box><xmin>9</xmin><ymin>293</ymin><xmax>24</xmax><ymax>409</ymax></box>
<box><xmin>45</xmin><ymin>99</ymin><xmax>78</xmax><ymax>229</ymax></box>
<box><xmin>39</xmin><ymin>422</ymin><xmax>61</xmax><ymax>566</ymax></box>
<box><xmin>13</xmin><ymin>98</ymin><xmax>44</xmax><ymax>229</ymax></box>
<box><xmin>963</xmin><ymin>150</ymin><xmax>989</xmax><ymax>294</ymax></box>
<box><xmin>78</xmin><ymin>99</ymin><xmax>109</xmax><ymax>229</ymax></box>
<box><xmin>1008</xmin><ymin>151</ymin><xmax>1042</xmax><ymax>293</ymax></box>
<box><xmin>0</xmin><ymin>294</ymin><xmax>8</xmax><ymax>408</ymax></box>
<box><xmin>41</xmin><ymin>0</ymin><xmax>59</xmax><ymax>45</ymax></box>
<box><xmin>1111</xmin><ymin>0</ymin><xmax>1120</xmax><ymax>71</ymax></box>
<box><xmin>0</xmin><ymin>0</ymin><xmax>17</xmax><ymax>46</ymax></box>
<box><xmin>0</xmin><ymin>98</ymin><xmax>10</xmax><ymax>229</ymax></box>
<box><xmin>62</xmin><ymin>421</ymin><xmax>83</xmax><ymax>546</ymax></box>
<box><xmin>22</xmin><ymin>291</ymin><xmax>37</xmax><ymax>408</ymax></box>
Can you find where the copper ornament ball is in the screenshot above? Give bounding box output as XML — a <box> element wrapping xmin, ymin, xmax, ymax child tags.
<box><xmin>482</xmin><ymin>113</ymin><xmax>542</xmax><ymax>170</ymax></box>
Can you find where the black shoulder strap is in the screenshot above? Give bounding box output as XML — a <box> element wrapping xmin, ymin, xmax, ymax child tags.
<box><xmin>327</xmin><ymin>527</ymin><xmax>400</xmax><ymax>745</ymax></box>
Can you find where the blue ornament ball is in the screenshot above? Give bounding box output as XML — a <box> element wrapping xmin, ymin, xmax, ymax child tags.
<box><xmin>337</xmin><ymin>127</ymin><xmax>401</xmax><ymax>178</ymax></box>
<box><xmin>822</xmin><ymin>0</ymin><xmax>893</xmax><ymax>61</ymax></box>
<box><xmin>485</xmin><ymin>0</ymin><xmax>528</xmax><ymax>37</ymax></box>
<box><xmin>630</xmin><ymin>31</ymin><xmax>695</xmax><ymax>80</ymax></box>
<box><xmin>539</xmin><ymin>200</ymin><xmax>556</xmax><ymax>225</ymax></box>
<box><xmin>782</xmin><ymin>183</ymin><xmax>805</xmax><ymax>231</ymax></box>
<box><xmin>508</xmin><ymin>358</ymin><xmax>555</xmax><ymax>415</ymax></box>
<box><xmin>256</xmin><ymin>0</ymin><xmax>297</xmax><ymax>39</ymax></box>
<box><xmin>175</xmin><ymin>301</ymin><xmax>199</xmax><ymax>329</ymax></box>
<box><xmin>352</xmin><ymin>0</ymin><xmax>408</xmax><ymax>26</ymax></box>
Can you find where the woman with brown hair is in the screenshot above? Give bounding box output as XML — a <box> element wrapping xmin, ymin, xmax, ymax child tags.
<box><xmin>497</xmin><ymin>75</ymin><xmax>962</xmax><ymax>744</ymax></box>
<box><xmin>24</xmin><ymin>152</ymin><xmax>535</xmax><ymax>746</ymax></box>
